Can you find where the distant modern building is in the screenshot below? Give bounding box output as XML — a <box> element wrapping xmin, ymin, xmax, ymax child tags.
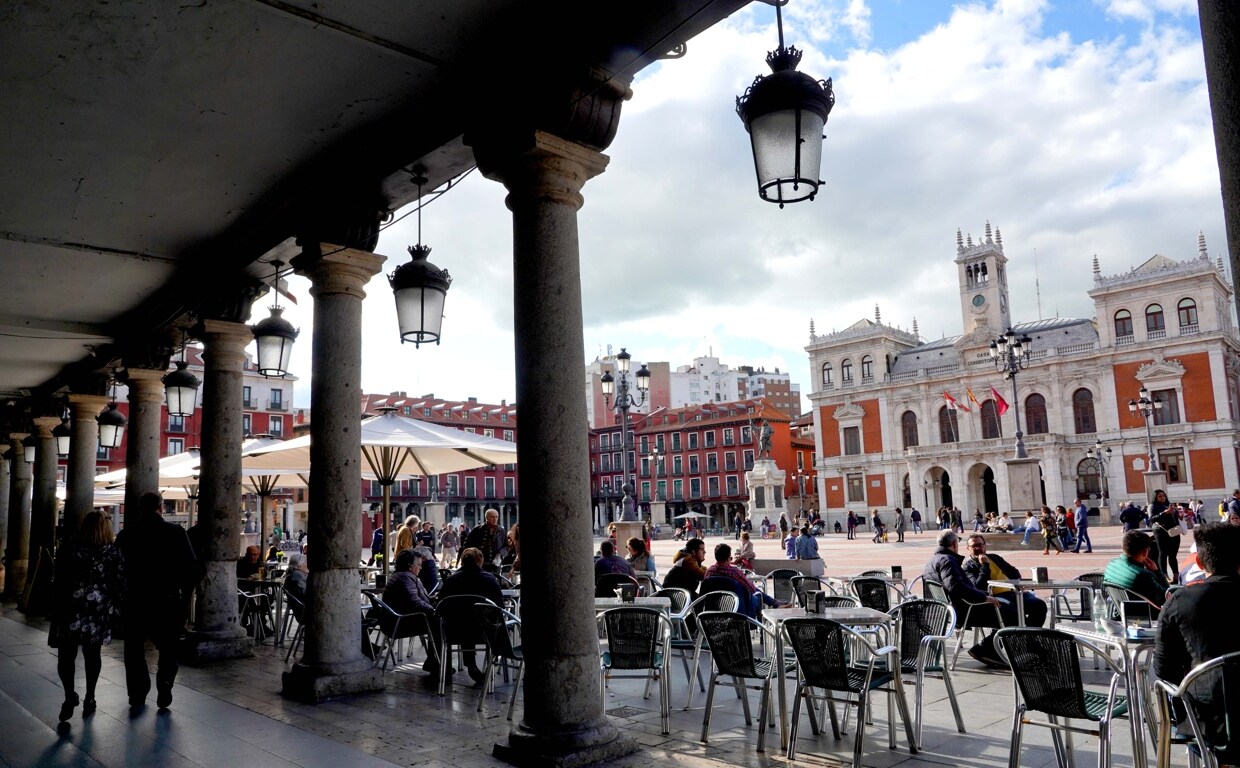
<box><xmin>806</xmin><ymin>225</ymin><xmax>1239</xmax><ymax>525</ymax></box>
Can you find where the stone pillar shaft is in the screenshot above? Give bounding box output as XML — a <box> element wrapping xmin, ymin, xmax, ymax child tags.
<box><xmin>65</xmin><ymin>395</ymin><xmax>110</xmax><ymax>535</ymax></box>
<box><xmin>283</xmin><ymin>247</ymin><xmax>384</xmax><ymax>702</ymax></box>
<box><xmin>477</xmin><ymin>131</ymin><xmax>632</xmax><ymax>764</ymax></box>
<box><xmin>3</xmin><ymin>436</ymin><xmax>32</xmax><ymax>599</ymax></box>
<box><xmin>122</xmin><ymin>368</ymin><xmax>167</xmax><ymax>515</ymax></box>
<box><xmin>185</xmin><ymin>320</ymin><xmax>252</xmax><ymax>660</ymax></box>
<box><xmin>0</xmin><ymin>447</ymin><xmax>9</xmax><ymax>589</ymax></box>
<box><xmin>30</xmin><ymin>417</ymin><xmax>61</xmax><ymax>564</ymax></box>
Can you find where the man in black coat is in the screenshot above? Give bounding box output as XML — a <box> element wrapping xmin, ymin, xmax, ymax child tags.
<box><xmin>922</xmin><ymin>529</ymin><xmax>1006</xmax><ymax>667</ymax></box>
<box><xmin>961</xmin><ymin>533</ymin><xmax>1047</xmax><ymax>627</ymax></box>
<box><xmin>116</xmin><ymin>492</ymin><xmax>197</xmax><ymax>709</ymax></box>
<box><xmin>436</xmin><ymin>547</ymin><xmax>503</xmax><ymax>683</ymax></box>
<box><xmin>463</xmin><ymin>508</ymin><xmax>507</xmax><ymax>566</ymax></box>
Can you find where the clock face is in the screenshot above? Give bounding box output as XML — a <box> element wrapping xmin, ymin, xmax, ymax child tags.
<box><xmin>972</xmin><ymin>294</ymin><xmax>986</xmax><ymax>307</ymax></box>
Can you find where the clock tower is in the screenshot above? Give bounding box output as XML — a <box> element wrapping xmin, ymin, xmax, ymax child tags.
<box><xmin>955</xmin><ymin>222</ymin><xmax>1011</xmax><ymax>334</ymax></box>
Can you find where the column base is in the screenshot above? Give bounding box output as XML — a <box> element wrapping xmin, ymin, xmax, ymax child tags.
<box><xmin>493</xmin><ymin>723</ymin><xmax>637</xmax><ymax>768</ymax></box>
<box><xmin>180</xmin><ymin>629</ymin><xmax>254</xmax><ymax>664</ymax></box>
<box><xmin>281</xmin><ymin>659</ymin><xmax>383</xmax><ymax>703</ymax></box>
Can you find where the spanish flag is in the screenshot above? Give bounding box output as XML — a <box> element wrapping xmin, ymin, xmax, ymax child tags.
<box><xmin>966</xmin><ymin>387</ymin><xmax>981</xmax><ymax>408</ymax></box>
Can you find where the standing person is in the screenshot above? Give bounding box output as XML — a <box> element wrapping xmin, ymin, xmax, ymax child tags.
<box><xmin>1150</xmin><ymin>490</ymin><xmax>1183</xmax><ymax>581</ymax></box>
<box><xmin>1038</xmin><ymin>506</ymin><xmax>1063</xmax><ymax>555</ymax></box>
<box><xmin>116</xmin><ymin>492</ymin><xmax>197</xmax><ymax>709</ymax></box>
<box><xmin>463</xmin><ymin>508</ymin><xmax>507</xmax><ymax>567</ymax></box>
<box><xmin>439</xmin><ymin>522</ymin><xmax>459</xmax><ymax>568</ymax></box>
<box><xmin>414</xmin><ymin>520</ymin><xmax>437</xmax><ymax>555</ymax></box>
<box><xmin>909</xmin><ymin>507</ymin><xmax>922</xmax><ymax>534</ymax></box>
<box><xmin>870</xmin><ymin>509</ymin><xmax>885</xmax><ymax>543</ymax></box>
<box><xmin>794</xmin><ymin>525</ymin><xmax>823</xmax><ymax>576</ymax></box>
<box><xmin>951</xmin><ymin>507</ymin><xmax>965</xmax><ymax>533</ymax></box>
<box><xmin>733</xmin><ymin>511</ymin><xmax>742</xmax><ymax>540</ymax></box>
<box><xmin>52</xmin><ymin>510</ymin><xmax>125</xmax><ymax>721</ymax></box>
<box><xmin>779</xmin><ymin>513</ymin><xmax>789</xmax><ymax>541</ymax></box>
<box><xmin>394</xmin><ymin>515</ymin><xmax>419</xmax><ymax>557</ymax></box>
<box><xmin>1073</xmin><ymin>498</ymin><xmax>1093</xmax><ymax>553</ymax></box>
<box><xmin>846</xmin><ymin>510</ymin><xmax>857</xmax><ymax>540</ymax></box>
<box><xmin>368</xmin><ymin>525</ymin><xmax>385</xmax><ymax>566</ymax></box>
<box><xmin>894</xmin><ymin>507</ymin><xmax>906</xmax><ymax>543</ymax></box>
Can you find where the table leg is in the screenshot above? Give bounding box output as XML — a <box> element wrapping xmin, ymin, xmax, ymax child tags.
<box><xmin>776</xmin><ymin>625</ymin><xmax>789</xmax><ymax>752</ymax></box>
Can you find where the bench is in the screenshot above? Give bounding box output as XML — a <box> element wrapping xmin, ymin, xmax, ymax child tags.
<box><xmin>981</xmin><ymin>533</ymin><xmax>1024</xmax><ymax>551</ymax></box>
<box><xmin>750</xmin><ymin>558</ymin><xmax>817</xmax><ymax>575</ymax></box>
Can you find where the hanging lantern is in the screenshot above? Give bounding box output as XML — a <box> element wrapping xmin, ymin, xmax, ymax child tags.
<box><xmin>22</xmin><ymin>433</ymin><xmax>37</xmax><ymax>464</ymax></box>
<box><xmin>390</xmin><ymin>244</ymin><xmax>452</xmax><ymax>346</ymax></box>
<box><xmin>251</xmin><ymin>260</ymin><xmax>299</xmax><ymax>378</ymax></box>
<box><xmin>53</xmin><ymin>415</ymin><xmax>71</xmax><ymax>457</ymax></box>
<box><xmin>736</xmin><ymin>2</ymin><xmax>835</xmax><ymax>207</ymax></box>
<box><xmin>163</xmin><ymin>360</ymin><xmax>201</xmax><ymax>418</ymax></box>
<box><xmin>97</xmin><ymin>402</ymin><xmax>127</xmax><ymax>449</ymax></box>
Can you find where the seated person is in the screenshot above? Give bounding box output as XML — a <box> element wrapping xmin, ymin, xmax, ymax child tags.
<box><xmin>663</xmin><ymin>538</ymin><xmax>706</xmax><ymax>597</ymax></box>
<box><xmin>1155</xmin><ymin>523</ymin><xmax>1240</xmax><ymax>758</ymax></box>
<box><xmin>732</xmin><ymin>531</ymin><xmax>755</xmax><ymax>569</ymax></box>
<box><xmin>265</xmin><ymin>544</ymin><xmax>280</xmax><ymax>564</ymax></box>
<box><xmin>237</xmin><ymin>545</ymin><xmax>263</xmax><ymax>578</ymax></box>
<box><xmin>436</xmin><ymin>547</ymin><xmax>503</xmax><ymax>684</ymax></box>
<box><xmin>833</xmin><ymin>520</ymin><xmax>843</xmax><ymax>534</ymax></box>
<box><xmin>594</xmin><ymin>539</ymin><xmax>635</xmax><ymax>577</ymax></box>
<box><xmin>1104</xmin><ymin>531</ymin><xmax>1171</xmax><ymax>607</ymax></box>
<box><xmin>923</xmin><ymin>529</ymin><xmax>1008</xmax><ymax>667</ymax></box>
<box><xmin>378</xmin><ymin>548</ymin><xmax>440</xmax><ymax>672</ymax></box>
<box><xmin>961</xmin><ymin>534</ymin><xmax>1048</xmax><ymax>627</ymax></box>
<box><xmin>413</xmin><ymin>546</ymin><xmax>440</xmax><ymax>593</ymax></box>
<box><xmin>283</xmin><ymin>552</ymin><xmax>308</xmax><ymax>603</ymax></box>
<box><xmin>704</xmin><ymin>543</ymin><xmax>788</xmax><ymax>618</ymax></box>
<box><xmin>785</xmin><ymin>527</ymin><xmax>799</xmax><ymax>559</ymax></box>
<box><xmin>995</xmin><ymin>512</ymin><xmax>1014</xmax><ymax>531</ymax></box>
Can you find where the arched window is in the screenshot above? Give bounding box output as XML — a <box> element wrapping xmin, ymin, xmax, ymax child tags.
<box><xmin>821</xmin><ymin>362</ymin><xmax>833</xmax><ymax>387</ymax></box>
<box><xmin>1072</xmin><ymin>388</ymin><xmax>1096</xmax><ymax>434</ymax></box>
<box><xmin>1145</xmin><ymin>303</ymin><xmax>1165</xmax><ymax>332</ymax></box>
<box><xmin>841</xmin><ymin>359</ymin><xmax>853</xmax><ymax>383</ymax></box>
<box><xmin>1114</xmin><ymin>309</ymin><xmax>1133</xmax><ymax>338</ymax></box>
<box><xmin>1025</xmin><ymin>393</ymin><xmax>1048</xmax><ymax>434</ymax></box>
<box><xmin>901</xmin><ymin>410</ymin><xmax>919</xmax><ymax>449</ymax></box>
<box><xmin>980</xmin><ymin>400</ymin><xmax>1002</xmax><ymax>439</ymax></box>
<box><xmin>938</xmin><ymin>406</ymin><xmax>959</xmax><ymax>444</ymax></box>
<box><xmin>1075</xmin><ymin>458</ymin><xmax>1102</xmax><ymax>501</ymax></box>
<box><xmin>860</xmin><ymin>355</ymin><xmax>873</xmax><ymax>381</ymax></box>
<box><xmin>1178</xmin><ymin>298</ymin><xmax>1198</xmax><ymax>328</ymax></box>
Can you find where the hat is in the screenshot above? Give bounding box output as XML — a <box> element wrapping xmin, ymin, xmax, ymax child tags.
<box><xmin>394</xmin><ymin>548</ymin><xmax>418</xmax><ymax>571</ymax></box>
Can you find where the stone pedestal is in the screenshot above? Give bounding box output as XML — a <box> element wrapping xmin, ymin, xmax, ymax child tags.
<box><xmin>650</xmin><ymin>500</ymin><xmax>666</xmax><ymax>528</ymax></box>
<box><xmin>1143</xmin><ymin>470</ymin><xmax>1171</xmax><ymax>501</ymax></box>
<box><xmin>423</xmin><ymin>500</ymin><xmax>447</xmax><ymax>529</ymax></box>
<box><xmin>1004</xmin><ymin>457</ymin><xmax>1043</xmax><ymax>517</ymax></box>
<box><xmin>745</xmin><ymin>459</ymin><xmax>786</xmax><ymax>522</ymax></box>
<box><xmin>612</xmin><ymin>521</ymin><xmax>644</xmax><ymax>553</ymax></box>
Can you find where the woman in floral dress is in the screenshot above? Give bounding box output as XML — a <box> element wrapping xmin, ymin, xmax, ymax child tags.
<box><xmin>53</xmin><ymin>510</ymin><xmax>124</xmax><ymax>721</ymax></box>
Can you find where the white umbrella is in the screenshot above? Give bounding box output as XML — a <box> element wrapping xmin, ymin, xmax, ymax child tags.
<box><xmin>674</xmin><ymin>511</ymin><xmax>706</xmax><ymax>520</ymax></box>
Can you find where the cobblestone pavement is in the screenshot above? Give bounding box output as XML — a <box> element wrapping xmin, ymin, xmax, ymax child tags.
<box><xmin>0</xmin><ymin>523</ymin><xmax>1172</xmax><ymax>768</ymax></box>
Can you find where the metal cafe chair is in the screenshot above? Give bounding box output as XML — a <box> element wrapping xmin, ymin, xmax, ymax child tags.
<box><xmin>887</xmin><ymin>599</ymin><xmax>965</xmax><ymax>744</ymax></box>
<box><xmin>995</xmin><ymin>627</ymin><xmax>1129</xmax><ymax>768</ymax></box>
<box><xmin>1153</xmin><ymin>650</ymin><xmax>1240</xmax><ymax>768</ymax></box>
<box><xmin>672</xmin><ymin>590</ymin><xmax>740</xmax><ymax>710</ymax></box>
<box><xmin>435</xmin><ymin>594</ymin><xmax>497</xmax><ymax>695</ymax></box>
<box><xmin>474</xmin><ymin>602</ymin><xmax>523</xmax><ymax>720</ymax></box>
<box><xmin>697</xmin><ymin>610</ymin><xmax>796</xmax><ymax>753</ymax></box>
<box><xmin>924</xmin><ymin>577</ymin><xmax>1007</xmax><ymax>669</ymax></box>
<box><xmin>1052</xmin><ymin>572</ymin><xmax>1105</xmax><ymax>625</ymax></box>
<box><xmin>365</xmin><ymin>592</ymin><xmax>437</xmax><ymax>672</ymax></box>
<box><xmin>849</xmin><ymin>577</ymin><xmax>898</xmax><ymax>613</ymax></box>
<box><xmin>598</xmin><ymin>606</ymin><xmax>674</xmax><ymax>734</ymax></box>
<box><xmin>781</xmin><ymin>616</ymin><xmax>917</xmax><ymax>767</ymax></box>
<box><xmin>281</xmin><ymin>588</ymin><xmax>306</xmax><ymax>663</ymax></box>
<box><xmin>595</xmin><ymin>572</ymin><xmax>641</xmax><ymax>599</ymax></box>
<box><xmin>237</xmin><ymin>587</ymin><xmax>275</xmax><ymax>642</ymax></box>
<box><xmin>791</xmin><ymin>575</ymin><xmax>833</xmax><ymax>609</ymax></box>
<box><xmin>765</xmin><ymin>568</ymin><xmax>801</xmax><ymax>604</ymax></box>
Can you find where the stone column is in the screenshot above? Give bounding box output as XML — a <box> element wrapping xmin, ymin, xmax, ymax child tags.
<box><xmin>184</xmin><ymin>319</ymin><xmax>254</xmax><ymax>662</ymax></box>
<box><xmin>282</xmin><ymin>246</ymin><xmax>384</xmax><ymax>702</ymax></box>
<box><xmin>475</xmin><ymin>131</ymin><xmax>636</xmax><ymax>765</ymax></box>
<box><xmin>121</xmin><ymin>368</ymin><xmax>167</xmax><ymax>514</ymax></box>
<box><xmin>0</xmin><ymin>445</ymin><xmax>9</xmax><ymax>592</ymax></box>
<box><xmin>24</xmin><ymin>416</ymin><xmax>60</xmax><ymax>614</ymax></box>
<box><xmin>1199</xmin><ymin>0</ymin><xmax>1240</xmax><ymax>327</ymax></box>
<box><xmin>2</xmin><ymin>435</ymin><xmax>32</xmax><ymax>600</ymax></box>
<box><xmin>64</xmin><ymin>395</ymin><xmax>110</xmax><ymax>536</ymax></box>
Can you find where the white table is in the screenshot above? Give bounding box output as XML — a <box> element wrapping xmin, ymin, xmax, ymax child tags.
<box><xmin>1060</xmin><ymin>625</ymin><xmax>1157</xmax><ymax>768</ymax></box>
<box><xmin>988</xmin><ymin>579</ymin><xmax>1090</xmax><ymax>627</ymax></box>
<box><xmin>594</xmin><ymin>596</ymin><xmax>672</xmax><ymax>613</ymax></box>
<box><xmin>762</xmin><ymin>605</ymin><xmax>893</xmax><ymax>752</ymax></box>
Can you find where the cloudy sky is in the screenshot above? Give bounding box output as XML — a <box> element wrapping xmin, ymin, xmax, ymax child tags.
<box><xmin>271</xmin><ymin>0</ymin><xmax>1224</xmax><ymax>411</ymax></box>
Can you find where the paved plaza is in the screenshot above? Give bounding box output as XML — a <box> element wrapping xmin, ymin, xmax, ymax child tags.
<box><xmin>0</xmin><ymin>524</ymin><xmax>1178</xmax><ymax>768</ymax></box>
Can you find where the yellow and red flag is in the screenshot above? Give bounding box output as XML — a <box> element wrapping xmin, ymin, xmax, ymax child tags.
<box><xmin>966</xmin><ymin>386</ymin><xmax>981</xmax><ymax>408</ymax></box>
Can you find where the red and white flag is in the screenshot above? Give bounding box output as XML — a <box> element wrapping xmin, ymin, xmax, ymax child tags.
<box><xmin>944</xmin><ymin>392</ymin><xmax>971</xmax><ymax>412</ymax></box>
<box><xmin>991</xmin><ymin>385</ymin><xmax>1010</xmax><ymax>415</ymax></box>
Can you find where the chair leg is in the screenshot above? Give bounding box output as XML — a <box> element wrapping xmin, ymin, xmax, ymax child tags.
<box><xmin>478</xmin><ymin>655</ymin><xmax>493</xmax><ymax>712</ymax></box>
<box><xmin>737</xmin><ymin>676</ymin><xmax>752</xmax><ymax>725</ymax></box>
<box><xmin>756</xmin><ymin>679</ymin><xmax>770</xmax><ymax>753</ymax></box>
<box><xmin>1008</xmin><ymin>704</ymin><xmax>1024</xmax><ymax>768</ymax></box>
<box><xmin>940</xmin><ymin>668</ymin><xmax>967</xmax><ymax>734</ymax></box>
<box><xmin>787</xmin><ymin>683</ymin><xmax>805</xmax><ymax>760</ymax></box>
<box><xmin>853</xmin><ymin>694</ymin><xmax>868</xmax><ymax>768</ymax></box>
<box><xmin>892</xmin><ymin>672</ymin><xmax>918</xmax><ymax>753</ymax></box>
<box><xmin>701</xmin><ymin>672</ymin><xmax>719</xmax><ymax>743</ymax></box>
<box><xmin>507</xmin><ymin>660</ymin><xmax>523</xmax><ymax>721</ymax></box>
<box><xmin>951</xmin><ymin>630</ymin><xmax>966</xmax><ymax>670</ymax></box>
<box><xmin>660</xmin><ymin>663</ymin><xmax>670</xmax><ymax>735</ymax></box>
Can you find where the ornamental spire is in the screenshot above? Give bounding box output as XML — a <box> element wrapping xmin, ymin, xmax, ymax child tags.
<box><xmin>985</xmin><ymin>220</ymin><xmax>993</xmax><ymax>243</ymax></box>
<box><xmin>1199</xmin><ymin>231</ymin><xmax>1208</xmax><ymax>259</ymax></box>
<box><xmin>956</xmin><ymin>229</ymin><xmax>964</xmax><ymax>252</ymax></box>
<box><xmin>1092</xmin><ymin>254</ymin><xmax>1100</xmax><ymax>277</ymax></box>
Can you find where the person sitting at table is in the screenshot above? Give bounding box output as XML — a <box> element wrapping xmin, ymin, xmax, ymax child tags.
<box><xmin>380</xmin><ymin>548</ymin><xmax>440</xmax><ymax>673</ymax></box>
<box><xmin>961</xmin><ymin>534</ymin><xmax>1048</xmax><ymax>627</ymax></box>
<box><xmin>923</xmin><ymin>529</ymin><xmax>1008</xmax><ymax>667</ymax></box>
<box><xmin>283</xmin><ymin>552</ymin><xmax>308</xmax><ymax>603</ymax></box>
<box><xmin>1104</xmin><ymin>531</ymin><xmax>1171</xmax><ymax>607</ymax></box>
<box><xmin>436</xmin><ymin>547</ymin><xmax>502</xmax><ymax>684</ymax></box>
<box><xmin>704</xmin><ymin>543</ymin><xmax>789</xmax><ymax>618</ymax></box>
<box><xmin>731</xmin><ymin>531</ymin><xmax>755</xmax><ymax>570</ymax></box>
<box><xmin>1154</xmin><ymin>522</ymin><xmax>1240</xmax><ymax>755</ymax></box>
<box><xmin>626</xmin><ymin>537</ymin><xmax>656</xmax><ymax>574</ymax></box>
<box><xmin>265</xmin><ymin>544</ymin><xmax>280</xmax><ymax>564</ymax></box>
<box><xmin>795</xmin><ymin>525</ymin><xmax>824</xmax><ymax>576</ymax></box>
<box><xmin>237</xmin><ymin>545</ymin><xmax>262</xmax><ymax>578</ymax></box>
<box><xmin>664</xmin><ymin>538</ymin><xmax>706</xmax><ymax>596</ymax></box>
<box><xmin>595</xmin><ymin>539</ymin><xmax>635</xmax><ymax>577</ymax></box>
<box><xmin>413</xmin><ymin>545</ymin><xmax>440</xmax><ymax>594</ymax></box>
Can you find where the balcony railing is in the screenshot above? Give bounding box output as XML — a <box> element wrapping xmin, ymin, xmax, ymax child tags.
<box><xmin>1147</xmin><ymin>329</ymin><xmax>1167</xmax><ymax>340</ymax></box>
<box><xmin>267</xmin><ymin>401</ymin><xmax>287</xmax><ymax>411</ymax></box>
<box><xmin>242</xmin><ymin>400</ymin><xmax>255</xmax><ymax>410</ymax></box>
<box><xmin>1179</xmin><ymin>323</ymin><xmax>1200</xmax><ymax>336</ymax></box>
<box><xmin>1115</xmin><ymin>334</ymin><xmax>1135</xmax><ymax>346</ymax></box>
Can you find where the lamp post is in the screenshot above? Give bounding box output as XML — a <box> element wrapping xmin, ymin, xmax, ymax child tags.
<box><xmin>989</xmin><ymin>328</ymin><xmax>1033</xmax><ymax>459</ymax></box>
<box><xmin>1085</xmin><ymin>439</ymin><xmax>1113</xmax><ymax>515</ymax></box>
<box><xmin>650</xmin><ymin>446</ymin><xmax>665</xmax><ymax>525</ymax></box>
<box><xmin>1128</xmin><ymin>386</ymin><xmax>1162</xmax><ymax>471</ymax></box>
<box><xmin>793</xmin><ymin>470</ymin><xmax>807</xmax><ymax>517</ymax></box>
<box><xmin>600</xmin><ymin>348</ymin><xmax>650</xmax><ymax>522</ymax></box>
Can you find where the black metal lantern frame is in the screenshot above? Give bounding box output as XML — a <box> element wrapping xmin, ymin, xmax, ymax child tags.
<box><xmin>389</xmin><ymin>173</ymin><xmax>452</xmax><ymax>347</ymax></box>
<box><xmin>97</xmin><ymin>375</ymin><xmax>127</xmax><ymax>450</ymax></box>
<box><xmin>251</xmin><ymin>260</ymin><xmax>299</xmax><ymax>378</ymax></box>
<box><xmin>736</xmin><ymin>0</ymin><xmax>835</xmax><ymax>207</ymax></box>
<box><xmin>163</xmin><ymin>331</ymin><xmax>201</xmax><ymax>418</ymax></box>
<box><xmin>53</xmin><ymin>411</ymin><xmax>71</xmax><ymax>457</ymax></box>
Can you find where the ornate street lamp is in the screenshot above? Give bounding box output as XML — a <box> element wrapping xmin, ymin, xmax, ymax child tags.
<box><xmin>163</xmin><ymin>358</ymin><xmax>201</xmax><ymax>419</ymax></box>
<box><xmin>53</xmin><ymin>413</ymin><xmax>72</xmax><ymax>457</ymax></box>
<box><xmin>251</xmin><ymin>260</ymin><xmax>299</xmax><ymax>378</ymax></box>
<box><xmin>600</xmin><ymin>348</ymin><xmax>651</xmax><ymax>522</ymax></box>
<box><xmin>989</xmin><ymin>328</ymin><xmax>1033</xmax><ymax>458</ymax></box>
<box><xmin>390</xmin><ymin>174</ymin><xmax>452</xmax><ymax>346</ymax></box>
<box><xmin>1085</xmin><ymin>439</ymin><xmax>1112</xmax><ymax>513</ymax></box>
<box><xmin>736</xmin><ymin>0</ymin><xmax>835</xmax><ymax>208</ymax></box>
<box><xmin>794</xmin><ymin>469</ymin><xmax>808</xmax><ymax>514</ymax></box>
<box><xmin>97</xmin><ymin>377</ymin><xmax>127</xmax><ymax>449</ymax></box>
<box><xmin>1129</xmin><ymin>386</ymin><xmax>1162</xmax><ymax>470</ymax></box>
<box><xmin>22</xmin><ymin>433</ymin><xmax>36</xmax><ymax>464</ymax></box>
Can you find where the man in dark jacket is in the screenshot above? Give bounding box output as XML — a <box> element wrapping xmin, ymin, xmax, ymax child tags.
<box><xmin>922</xmin><ymin>529</ymin><xmax>1006</xmax><ymax>667</ymax></box>
<box><xmin>116</xmin><ymin>492</ymin><xmax>197</xmax><ymax>709</ymax></box>
<box><xmin>1155</xmin><ymin>523</ymin><xmax>1240</xmax><ymax>759</ymax></box>
<box><xmin>436</xmin><ymin>547</ymin><xmax>504</xmax><ymax>683</ymax></box>
<box><xmin>662</xmin><ymin>538</ymin><xmax>706</xmax><ymax>597</ymax></box>
<box><xmin>962</xmin><ymin>533</ymin><xmax>1047</xmax><ymax>627</ymax></box>
<box><xmin>463</xmin><ymin>508</ymin><xmax>507</xmax><ymax>566</ymax></box>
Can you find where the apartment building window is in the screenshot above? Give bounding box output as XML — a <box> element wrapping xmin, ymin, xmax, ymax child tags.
<box><xmin>1160</xmin><ymin>449</ymin><xmax>1186</xmax><ymax>483</ymax></box>
<box><xmin>504</xmin><ymin>430</ymin><xmax>513</xmax><ymax>441</ymax></box>
<box><xmin>639</xmin><ymin>435</ymin><xmax>649</xmax><ymax>453</ymax></box>
<box><xmin>403</xmin><ymin>406</ymin><xmax>411</xmax><ymax>415</ymax></box>
<box><xmin>504</xmin><ymin>477</ymin><xmax>515</xmax><ymax>498</ymax></box>
<box><xmin>270</xmin><ymin>388</ymin><xmax>283</xmax><ymax>409</ymax></box>
<box><xmin>1152</xmin><ymin>389</ymin><xmax>1181</xmax><ymax>425</ymax></box>
<box><xmin>1178</xmin><ymin>298</ymin><xmax>1198</xmax><ymax>328</ymax></box>
<box><xmin>1114</xmin><ymin>309</ymin><xmax>1133</xmax><ymax>338</ymax></box>
<box><xmin>821</xmin><ymin>363</ymin><xmax>833</xmax><ymax>387</ymax></box>
<box><xmin>270</xmin><ymin>415</ymin><xmax>283</xmax><ymax>437</ymax></box>
<box><xmin>464</xmin><ymin>476</ymin><xmax>477</xmax><ymax>497</ymax></box>
<box><xmin>723</xmin><ymin>428</ymin><xmax>734</xmax><ymax>446</ymax></box>
<box><xmin>600</xmin><ymin>433</ymin><xmax>610</xmax><ymax>449</ymax></box>
<box><xmin>168</xmin><ymin>414</ymin><xmax>185</xmax><ymax>433</ymax></box>
<box><xmin>1025</xmin><ymin>394</ymin><xmax>1048</xmax><ymax>434</ymax></box>
<box><xmin>938</xmin><ymin>407</ymin><xmax>958</xmax><ymax>443</ymax></box>
<box><xmin>707</xmin><ymin>476</ymin><xmax>720</xmax><ymax>497</ymax></box>
<box><xmin>841</xmin><ymin>359</ymin><xmax>853</xmax><ymax>383</ymax></box>
<box><xmin>846</xmin><ymin>473</ymin><xmax>865</xmax><ymax>503</ymax></box>
<box><xmin>656</xmin><ymin>480</ymin><xmax>666</xmax><ymax>501</ymax></box>
<box><xmin>673</xmin><ymin>455</ymin><xmax>683</xmax><ymax>475</ymax></box>
<box><xmin>612</xmin><ymin>431</ymin><xmax>621</xmax><ymax>447</ymax></box>
<box><xmin>242</xmin><ymin>386</ymin><xmax>253</xmax><ymax>409</ymax></box>
<box><xmin>671</xmin><ymin>432</ymin><xmax>682</xmax><ymax>451</ymax></box>
<box><xmin>861</xmin><ymin>355</ymin><xmax>873</xmax><ymax>382</ymax></box>
<box><xmin>96</xmin><ymin>445</ymin><xmax>109</xmax><ymax>460</ymax></box>
<box><xmin>726</xmin><ymin>475</ymin><xmax>739</xmax><ymax>496</ymax></box>
<box><xmin>612</xmin><ymin>452</ymin><xmax>621</xmax><ymax>471</ymax></box>
<box><xmin>724</xmin><ymin>451</ymin><xmax>736</xmax><ymax>471</ymax></box>
<box><xmin>703</xmin><ymin>430</ymin><xmax>715</xmax><ymax>448</ymax></box>
<box><xmin>168</xmin><ymin>438</ymin><xmax>185</xmax><ymax>455</ymax></box>
<box><xmin>743</xmin><ymin>450</ymin><xmax>754</xmax><ymax>470</ymax></box>
<box><xmin>672</xmin><ymin>479</ymin><xmax>683</xmax><ymax>500</ymax></box>
<box><xmin>446</xmin><ymin>475</ymin><xmax>459</xmax><ymax>496</ymax></box>
<box><xmin>600</xmin><ymin>454</ymin><xmax>611</xmax><ymax>471</ymax></box>
<box><xmin>1145</xmin><ymin>303</ymin><xmax>1165</xmax><ymax>333</ymax></box>
<box><xmin>500</xmin><ymin>413</ymin><xmax>508</xmax><ymax>422</ymax></box>
<box><xmin>980</xmin><ymin>400</ymin><xmax>1003</xmax><ymax>439</ymax></box>
<box><xmin>242</xmin><ymin>414</ymin><xmax>252</xmax><ymax>436</ymax></box>
<box><xmin>484</xmin><ymin>477</ymin><xmax>495</xmax><ymax>498</ymax></box>
<box><xmin>689</xmin><ymin>455</ymin><xmax>699</xmax><ymax>474</ymax></box>
<box><xmin>687</xmin><ymin>432</ymin><xmax>698</xmax><ymax>450</ymax></box>
<box><xmin>707</xmin><ymin>453</ymin><xmax>718</xmax><ymax>472</ymax></box>
<box><xmin>655</xmin><ymin>434</ymin><xmax>665</xmax><ymax>452</ymax></box>
<box><xmin>843</xmin><ymin>426</ymin><xmax>861</xmax><ymax>456</ymax></box>
<box><xmin>689</xmin><ymin>478</ymin><xmax>701</xmax><ymax>499</ymax></box>
<box><xmin>484</xmin><ymin>429</ymin><xmax>494</xmax><ymax>437</ymax></box>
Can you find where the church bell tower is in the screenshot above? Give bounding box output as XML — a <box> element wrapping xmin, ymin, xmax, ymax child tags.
<box><xmin>955</xmin><ymin>221</ymin><xmax>1011</xmax><ymax>334</ymax></box>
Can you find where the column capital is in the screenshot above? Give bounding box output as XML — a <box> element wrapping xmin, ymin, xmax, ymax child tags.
<box><xmin>473</xmin><ymin>131</ymin><xmax>610</xmax><ymax>211</ymax></box>
<box><xmin>292</xmin><ymin>245</ymin><xmax>385</xmax><ymax>300</ymax></box>
<box><xmin>67</xmin><ymin>393</ymin><xmax>111</xmax><ymax>415</ymax></box>
<box><xmin>8</xmin><ymin>433</ymin><xmax>29</xmax><ymax>451</ymax></box>
<box><xmin>32</xmin><ymin>416</ymin><xmax>60</xmax><ymax>437</ymax></box>
<box><xmin>122</xmin><ymin>367</ymin><xmax>167</xmax><ymax>402</ymax></box>
<box><xmin>194</xmin><ymin>278</ymin><xmax>265</xmax><ymax>325</ymax></box>
<box><xmin>197</xmin><ymin>318</ymin><xmax>254</xmax><ymax>345</ymax></box>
